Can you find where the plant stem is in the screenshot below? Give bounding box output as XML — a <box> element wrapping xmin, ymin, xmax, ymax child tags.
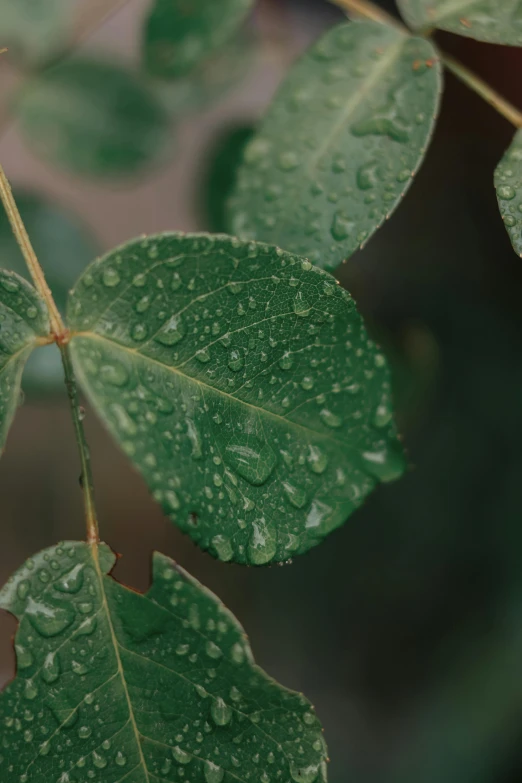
<box><xmin>60</xmin><ymin>344</ymin><xmax>100</xmax><ymax>543</ymax></box>
<box><xmin>443</xmin><ymin>54</ymin><xmax>522</xmax><ymax>128</ymax></box>
<box><xmin>0</xmin><ymin>164</ymin><xmax>66</xmax><ymax>337</ymax></box>
<box><xmin>329</xmin><ymin>0</ymin><xmax>522</xmax><ymax>129</ymax></box>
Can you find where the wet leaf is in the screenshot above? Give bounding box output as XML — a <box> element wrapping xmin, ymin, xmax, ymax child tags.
<box><xmin>398</xmin><ymin>0</ymin><xmax>522</xmax><ymax>44</ymax></box>
<box><xmin>0</xmin><ymin>540</ymin><xmax>328</xmax><ymax>782</ymax></box>
<box><xmin>0</xmin><ymin>190</ymin><xmax>98</xmax><ymax>391</ymax></box>
<box><xmin>143</xmin><ymin>0</ymin><xmax>254</xmax><ymax>79</ymax></box>
<box><xmin>495</xmin><ymin>129</ymin><xmax>522</xmax><ymax>257</ymax></box>
<box><xmin>0</xmin><ymin>269</ymin><xmax>49</xmax><ymax>455</ymax></box>
<box><xmin>1</xmin><ymin>0</ymin><xmax>77</xmax><ymax>66</ymax></box>
<box><xmin>14</xmin><ymin>58</ymin><xmax>170</xmax><ymax>179</ymax></box>
<box><xmin>228</xmin><ymin>21</ymin><xmax>442</xmax><ymax>272</ymax></box>
<box><xmin>67</xmin><ymin>233</ymin><xmax>405</xmax><ymax>565</ymax></box>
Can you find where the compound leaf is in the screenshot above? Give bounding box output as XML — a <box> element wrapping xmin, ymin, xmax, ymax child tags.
<box><xmin>0</xmin><ymin>269</ymin><xmax>49</xmax><ymax>455</ymax></box>
<box><xmin>495</xmin><ymin>129</ymin><xmax>522</xmax><ymax>257</ymax></box>
<box><xmin>67</xmin><ymin>233</ymin><xmax>405</xmax><ymax>566</ymax></box>
<box><xmin>143</xmin><ymin>0</ymin><xmax>254</xmax><ymax>79</ymax></box>
<box><xmin>228</xmin><ymin>21</ymin><xmax>442</xmax><ymax>272</ymax></box>
<box><xmin>0</xmin><ymin>540</ymin><xmax>328</xmax><ymax>782</ymax></box>
<box><xmin>0</xmin><ymin>190</ymin><xmax>98</xmax><ymax>391</ymax></box>
<box><xmin>397</xmin><ymin>0</ymin><xmax>522</xmax><ymax>45</ymax></box>
<box><xmin>14</xmin><ymin>58</ymin><xmax>170</xmax><ymax>179</ymax></box>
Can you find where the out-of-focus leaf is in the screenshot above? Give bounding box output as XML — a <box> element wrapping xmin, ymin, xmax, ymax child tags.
<box><xmin>14</xmin><ymin>58</ymin><xmax>170</xmax><ymax>179</ymax></box>
<box><xmin>0</xmin><ymin>540</ymin><xmax>328</xmax><ymax>782</ymax></box>
<box><xmin>495</xmin><ymin>129</ymin><xmax>522</xmax><ymax>258</ymax></box>
<box><xmin>153</xmin><ymin>35</ymin><xmax>255</xmax><ymax>116</ymax></box>
<box><xmin>398</xmin><ymin>0</ymin><xmax>522</xmax><ymax>44</ymax></box>
<box><xmin>200</xmin><ymin>124</ymin><xmax>255</xmax><ymax>232</ymax></box>
<box><xmin>0</xmin><ymin>269</ymin><xmax>49</xmax><ymax>455</ymax></box>
<box><xmin>0</xmin><ymin>190</ymin><xmax>98</xmax><ymax>391</ymax></box>
<box><xmin>1</xmin><ymin>0</ymin><xmax>78</xmax><ymax>66</ymax></box>
<box><xmin>143</xmin><ymin>0</ymin><xmax>254</xmax><ymax>79</ymax></box>
<box><xmin>67</xmin><ymin>232</ymin><xmax>406</xmax><ymax>565</ymax></box>
<box><xmin>229</xmin><ymin>21</ymin><xmax>442</xmax><ymax>272</ymax></box>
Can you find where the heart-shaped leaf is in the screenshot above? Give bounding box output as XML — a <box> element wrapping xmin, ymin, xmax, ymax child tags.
<box><xmin>0</xmin><ymin>541</ymin><xmax>328</xmax><ymax>782</ymax></box>
<box><xmin>14</xmin><ymin>58</ymin><xmax>170</xmax><ymax>179</ymax></box>
<box><xmin>143</xmin><ymin>0</ymin><xmax>254</xmax><ymax>79</ymax></box>
<box><xmin>228</xmin><ymin>21</ymin><xmax>442</xmax><ymax>272</ymax></box>
<box><xmin>0</xmin><ymin>269</ymin><xmax>49</xmax><ymax>454</ymax></box>
<box><xmin>397</xmin><ymin>0</ymin><xmax>522</xmax><ymax>44</ymax></box>
<box><xmin>67</xmin><ymin>233</ymin><xmax>405</xmax><ymax>565</ymax></box>
<box><xmin>495</xmin><ymin>129</ymin><xmax>522</xmax><ymax>257</ymax></box>
<box><xmin>0</xmin><ymin>190</ymin><xmax>98</xmax><ymax>391</ymax></box>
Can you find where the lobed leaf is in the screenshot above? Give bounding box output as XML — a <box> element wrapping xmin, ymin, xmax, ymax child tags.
<box><xmin>0</xmin><ymin>540</ymin><xmax>328</xmax><ymax>782</ymax></box>
<box><xmin>143</xmin><ymin>0</ymin><xmax>254</xmax><ymax>79</ymax></box>
<box><xmin>397</xmin><ymin>0</ymin><xmax>522</xmax><ymax>45</ymax></box>
<box><xmin>0</xmin><ymin>190</ymin><xmax>98</xmax><ymax>391</ymax></box>
<box><xmin>67</xmin><ymin>233</ymin><xmax>406</xmax><ymax>566</ymax></box>
<box><xmin>14</xmin><ymin>58</ymin><xmax>170</xmax><ymax>179</ymax></box>
<box><xmin>0</xmin><ymin>269</ymin><xmax>49</xmax><ymax>455</ymax></box>
<box><xmin>495</xmin><ymin>129</ymin><xmax>522</xmax><ymax>257</ymax></box>
<box><xmin>228</xmin><ymin>21</ymin><xmax>442</xmax><ymax>272</ymax></box>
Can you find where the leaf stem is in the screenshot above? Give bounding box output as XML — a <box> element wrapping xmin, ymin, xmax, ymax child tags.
<box><xmin>59</xmin><ymin>344</ymin><xmax>100</xmax><ymax>543</ymax></box>
<box><xmin>329</xmin><ymin>0</ymin><xmax>522</xmax><ymax>129</ymax></box>
<box><xmin>0</xmin><ymin>164</ymin><xmax>66</xmax><ymax>338</ymax></box>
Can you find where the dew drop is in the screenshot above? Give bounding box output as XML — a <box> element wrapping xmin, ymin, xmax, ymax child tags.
<box><xmin>172</xmin><ymin>746</ymin><xmax>192</xmax><ymax>765</ymax></box>
<box><xmin>293</xmin><ymin>292</ymin><xmax>312</xmax><ymax>317</ymax></box>
<box><xmin>228</xmin><ymin>349</ymin><xmax>244</xmax><ymax>372</ymax></box>
<box><xmin>211</xmin><ymin>535</ymin><xmax>234</xmax><ymax>562</ymax></box>
<box><xmin>283</xmin><ymin>482</ymin><xmax>307</xmax><ymax>509</ymax></box>
<box><xmin>55</xmin><ymin>564</ymin><xmax>84</xmax><ymax>594</ymax></box>
<box><xmin>211</xmin><ymin>697</ymin><xmax>233</xmax><ymax>726</ymax></box>
<box><xmin>248</xmin><ymin>517</ymin><xmax>277</xmax><ymax>565</ymax></box>
<box><xmin>307</xmin><ymin>445</ymin><xmax>328</xmax><ymax>475</ymax></box>
<box><xmin>204</xmin><ymin>760</ymin><xmax>225</xmax><ymax>783</ymax></box>
<box><xmin>102</xmin><ymin>268</ymin><xmax>120</xmax><ymax>287</ymax></box>
<box><xmin>319</xmin><ymin>409</ymin><xmax>342</xmax><ymax>428</ymax></box>
<box><xmin>155</xmin><ymin>315</ymin><xmax>186</xmax><ymax>346</ymax></box>
<box><xmin>225</xmin><ymin>436</ymin><xmax>277</xmax><ymax>486</ymax></box>
<box><xmin>26</xmin><ymin>597</ymin><xmax>75</xmax><ymax>638</ymax></box>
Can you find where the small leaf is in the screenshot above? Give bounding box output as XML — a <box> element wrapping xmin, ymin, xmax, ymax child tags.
<box><xmin>0</xmin><ymin>269</ymin><xmax>49</xmax><ymax>454</ymax></box>
<box><xmin>495</xmin><ymin>129</ymin><xmax>522</xmax><ymax>257</ymax></box>
<box><xmin>228</xmin><ymin>21</ymin><xmax>442</xmax><ymax>272</ymax></box>
<box><xmin>0</xmin><ymin>540</ymin><xmax>328</xmax><ymax>782</ymax></box>
<box><xmin>143</xmin><ymin>0</ymin><xmax>254</xmax><ymax>79</ymax></box>
<box><xmin>398</xmin><ymin>0</ymin><xmax>522</xmax><ymax>44</ymax></box>
<box><xmin>14</xmin><ymin>58</ymin><xmax>170</xmax><ymax>179</ymax></box>
<box><xmin>67</xmin><ymin>233</ymin><xmax>405</xmax><ymax>565</ymax></box>
<box><xmin>0</xmin><ymin>190</ymin><xmax>98</xmax><ymax>391</ymax></box>
<box><xmin>1</xmin><ymin>0</ymin><xmax>76</xmax><ymax>66</ymax></box>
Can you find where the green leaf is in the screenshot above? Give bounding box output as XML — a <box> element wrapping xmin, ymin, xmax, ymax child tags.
<box><xmin>1</xmin><ymin>0</ymin><xmax>76</xmax><ymax>66</ymax></box>
<box><xmin>143</xmin><ymin>0</ymin><xmax>254</xmax><ymax>79</ymax></box>
<box><xmin>0</xmin><ymin>269</ymin><xmax>49</xmax><ymax>454</ymax></box>
<box><xmin>200</xmin><ymin>125</ymin><xmax>255</xmax><ymax>233</ymax></box>
<box><xmin>0</xmin><ymin>190</ymin><xmax>98</xmax><ymax>391</ymax></box>
<box><xmin>495</xmin><ymin>129</ymin><xmax>522</xmax><ymax>257</ymax></box>
<box><xmin>397</xmin><ymin>0</ymin><xmax>522</xmax><ymax>44</ymax></box>
<box><xmin>67</xmin><ymin>232</ymin><xmax>405</xmax><ymax>565</ymax></box>
<box><xmin>0</xmin><ymin>540</ymin><xmax>328</xmax><ymax>782</ymax></box>
<box><xmin>228</xmin><ymin>21</ymin><xmax>442</xmax><ymax>272</ymax></box>
<box><xmin>14</xmin><ymin>58</ymin><xmax>170</xmax><ymax>179</ymax></box>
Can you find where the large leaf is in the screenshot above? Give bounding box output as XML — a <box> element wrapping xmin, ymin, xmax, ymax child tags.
<box><xmin>228</xmin><ymin>21</ymin><xmax>442</xmax><ymax>273</ymax></box>
<box><xmin>14</xmin><ymin>58</ymin><xmax>170</xmax><ymax>179</ymax></box>
<box><xmin>1</xmin><ymin>0</ymin><xmax>77</xmax><ymax>66</ymax></box>
<box><xmin>398</xmin><ymin>0</ymin><xmax>522</xmax><ymax>44</ymax></box>
<box><xmin>0</xmin><ymin>269</ymin><xmax>49</xmax><ymax>454</ymax></box>
<box><xmin>143</xmin><ymin>0</ymin><xmax>254</xmax><ymax>79</ymax></box>
<box><xmin>0</xmin><ymin>540</ymin><xmax>328</xmax><ymax>782</ymax></box>
<box><xmin>0</xmin><ymin>190</ymin><xmax>98</xmax><ymax>391</ymax></box>
<box><xmin>67</xmin><ymin>233</ymin><xmax>405</xmax><ymax>565</ymax></box>
<box><xmin>495</xmin><ymin>129</ymin><xmax>522</xmax><ymax>257</ymax></box>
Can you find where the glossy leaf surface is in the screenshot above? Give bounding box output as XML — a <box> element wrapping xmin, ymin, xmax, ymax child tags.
<box><xmin>0</xmin><ymin>269</ymin><xmax>49</xmax><ymax>454</ymax></box>
<box><xmin>15</xmin><ymin>59</ymin><xmax>170</xmax><ymax>179</ymax></box>
<box><xmin>495</xmin><ymin>129</ymin><xmax>522</xmax><ymax>257</ymax></box>
<box><xmin>143</xmin><ymin>0</ymin><xmax>254</xmax><ymax>79</ymax></box>
<box><xmin>67</xmin><ymin>233</ymin><xmax>405</xmax><ymax>565</ymax></box>
<box><xmin>2</xmin><ymin>0</ymin><xmax>75</xmax><ymax>65</ymax></box>
<box><xmin>0</xmin><ymin>190</ymin><xmax>98</xmax><ymax>391</ymax></box>
<box><xmin>0</xmin><ymin>541</ymin><xmax>328</xmax><ymax>782</ymax></box>
<box><xmin>398</xmin><ymin>0</ymin><xmax>522</xmax><ymax>44</ymax></box>
<box><xmin>229</xmin><ymin>21</ymin><xmax>442</xmax><ymax>272</ymax></box>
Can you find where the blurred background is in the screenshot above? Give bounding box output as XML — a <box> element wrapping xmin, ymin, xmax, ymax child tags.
<box><xmin>2</xmin><ymin>1</ymin><xmax>522</xmax><ymax>781</ymax></box>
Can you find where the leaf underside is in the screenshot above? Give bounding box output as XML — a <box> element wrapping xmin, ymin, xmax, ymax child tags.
<box><xmin>67</xmin><ymin>233</ymin><xmax>405</xmax><ymax>566</ymax></box>
<box><xmin>0</xmin><ymin>541</ymin><xmax>328</xmax><ymax>783</ymax></box>
<box><xmin>398</xmin><ymin>0</ymin><xmax>522</xmax><ymax>44</ymax></box>
<box><xmin>0</xmin><ymin>269</ymin><xmax>49</xmax><ymax>453</ymax></box>
<box><xmin>495</xmin><ymin>129</ymin><xmax>522</xmax><ymax>257</ymax></box>
<box><xmin>143</xmin><ymin>0</ymin><xmax>254</xmax><ymax>79</ymax></box>
<box><xmin>228</xmin><ymin>21</ymin><xmax>442</xmax><ymax>273</ymax></box>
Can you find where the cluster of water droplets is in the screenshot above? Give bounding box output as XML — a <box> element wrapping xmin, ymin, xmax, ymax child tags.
<box><xmin>495</xmin><ymin>136</ymin><xmax>522</xmax><ymax>256</ymax></box>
